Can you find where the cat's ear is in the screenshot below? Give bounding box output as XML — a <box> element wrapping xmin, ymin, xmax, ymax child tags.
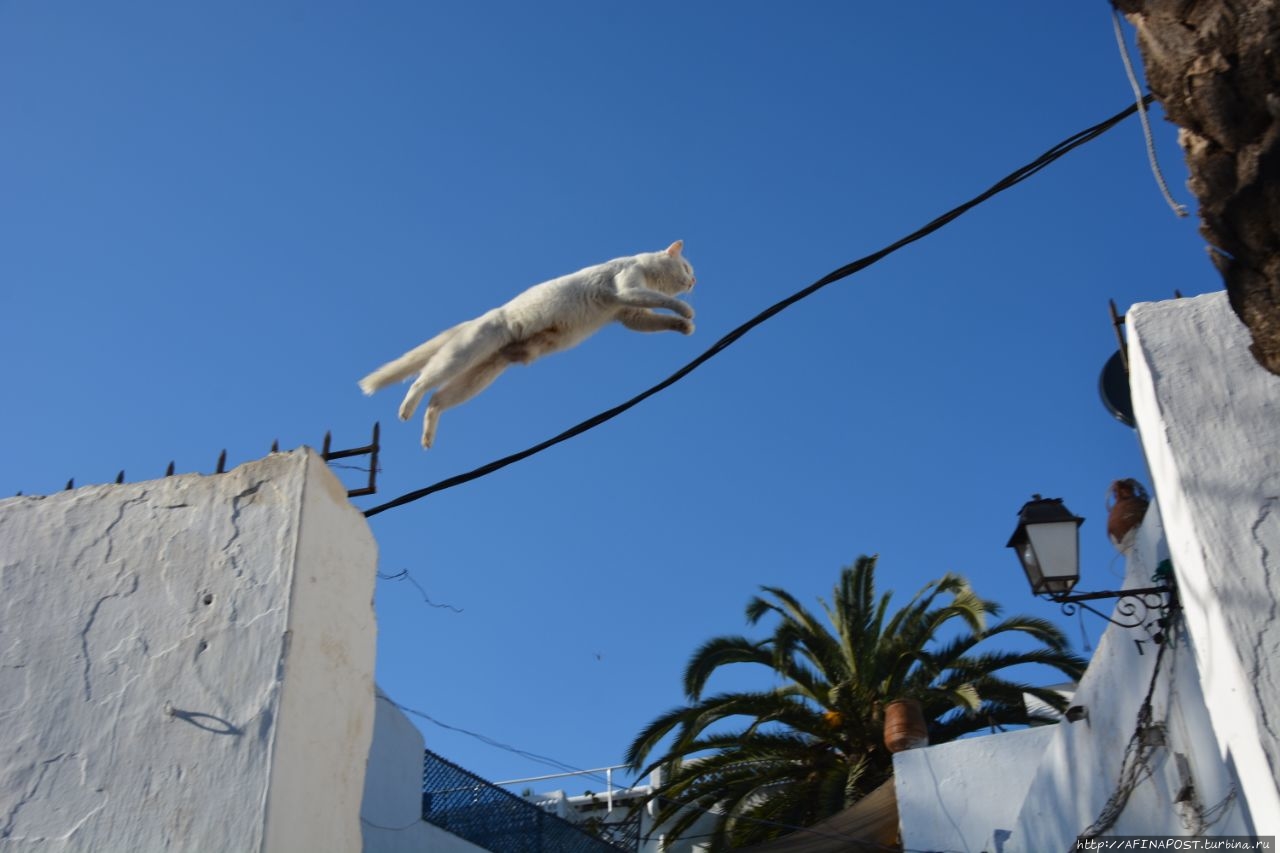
<box><xmin>665</xmin><ymin>240</ymin><xmax>684</xmax><ymax>257</ymax></box>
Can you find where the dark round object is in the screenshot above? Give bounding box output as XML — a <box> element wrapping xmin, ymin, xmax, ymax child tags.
<box><xmin>1099</xmin><ymin>350</ymin><xmax>1135</xmax><ymax>427</ymax></box>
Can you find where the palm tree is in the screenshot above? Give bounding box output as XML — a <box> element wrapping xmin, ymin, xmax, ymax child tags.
<box><xmin>625</xmin><ymin>555</ymin><xmax>1087</xmax><ymax>850</ymax></box>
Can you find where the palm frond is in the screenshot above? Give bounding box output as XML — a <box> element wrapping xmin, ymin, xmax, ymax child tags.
<box><xmin>626</xmin><ymin>553</ymin><xmax>1089</xmax><ymax>851</ymax></box>
<box><xmin>682</xmin><ymin>634</ymin><xmax>773</xmax><ymax>700</ymax></box>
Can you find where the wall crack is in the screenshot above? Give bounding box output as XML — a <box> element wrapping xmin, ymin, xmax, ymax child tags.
<box><xmin>79</xmin><ymin>573</ymin><xmax>140</xmax><ymax>702</ymax></box>
<box><xmin>1248</xmin><ymin>496</ymin><xmax>1279</xmax><ymax>777</ymax></box>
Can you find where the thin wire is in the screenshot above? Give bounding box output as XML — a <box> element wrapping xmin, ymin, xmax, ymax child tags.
<box><xmin>1077</xmin><ymin>607</ymin><xmax>1093</xmax><ymax>654</ymax></box>
<box><xmin>1112</xmin><ymin>9</ymin><xmax>1188</xmax><ymax>217</ymax></box>
<box><xmin>1197</xmin><ymin>783</ymin><xmax>1238</xmax><ymax>830</ymax></box>
<box><xmin>362</xmin><ymin>97</ymin><xmax>1151</xmax><ymax>519</ymax></box>
<box><xmin>329</xmin><ymin>461</ymin><xmax>380</xmax><ymax>473</ymax></box>
<box><xmin>376</xmin><ymin>569</ymin><xmax>464</xmax><ymax>612</ymax></box>
<box><xmin>1077</xmin><ymin>612</ymin><xmax>1177</xmax><ymax>839</ymax></box>
<box><xmin>386</xmin><ymin>694</ymin><xmax>937</xmax><ymax>852</ymax></box>
<box><xmin>361</xmin><ymin>816</ymin><xmax>427</xmax><ymax>833</ymax></box>
<box><xmin>387</xmin><ymin>695</ymin><xmax>598</xmax><ymax>781</ymax></box>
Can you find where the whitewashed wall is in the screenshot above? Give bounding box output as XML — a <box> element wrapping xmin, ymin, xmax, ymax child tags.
<box><xmin>893</xmin><ymin>726</ymin><xmax>1054</xmax><ymax>852</ymax></box>
<box><xmin>897</xmin><ymin>291</ymin><xmax>1275</xmax><ymax>849</ymax></box>
<box><xmin>899</xmin><ymin>501</ymin><xmax>1251</xmax><ymax>851</ymax></box>
<box><xmin>362</xmin><ymin>690</ymin><xmax>488</xmax><ymax>853</ymax></box>
<box><xmin>1007</xmin><ymin>502</ymin><xmax>1249</xmax><ymax>849</ymax></box>
<box><xmin>0</xmin><ymin>450</ymin><xmax>377</xmax><ymax>853</ymax></box>
<box><xmin>1129</xmin><ymin>292</ymin><xmax>1280</xmax><ymax>829</ymax></box>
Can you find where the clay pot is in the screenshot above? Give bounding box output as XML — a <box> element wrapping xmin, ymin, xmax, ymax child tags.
<box><xmin>1107</xmin><ymin>479</ymin><xmax>1149</xmax><ymax>551</ymax></box>
<box><xmin>883</xmin><ymin>698</ymin><xmax>929</xmax><ymax>752</ymax></box>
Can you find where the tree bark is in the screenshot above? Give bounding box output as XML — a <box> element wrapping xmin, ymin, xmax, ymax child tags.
<box><xmin>1113</xmin><ymin>0</ymin><xmax>1280</xmax><ymax>375</ymax></box>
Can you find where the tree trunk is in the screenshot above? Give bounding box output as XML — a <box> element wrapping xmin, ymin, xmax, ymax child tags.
<box><xmin>1113</xmin><ymin>0</ymin><xmax>1280</xmax><ymax>375</ymax></box>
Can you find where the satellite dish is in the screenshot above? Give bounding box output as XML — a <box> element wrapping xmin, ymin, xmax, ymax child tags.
<box><xmin>1098</xmin><ymin>350</ymin><xmax>1135</xmax><ymax>427</ymax></box>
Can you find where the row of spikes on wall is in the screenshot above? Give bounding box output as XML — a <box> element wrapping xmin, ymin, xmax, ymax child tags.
<box><xmin>16</xmin><ymin>422</ymin><xmax>382</xmax><ymax>500</ymax></box>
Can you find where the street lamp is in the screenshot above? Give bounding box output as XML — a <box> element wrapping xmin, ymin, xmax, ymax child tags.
<box><xmin>1006</xmin><ymin>496</ymin><xmax>1084</xmax><ymax>596</ymax></box>
<box><xmin>1007</xmin><ymin>495</ymin><xmax>1175</xmax><ymax>640</ymax></box>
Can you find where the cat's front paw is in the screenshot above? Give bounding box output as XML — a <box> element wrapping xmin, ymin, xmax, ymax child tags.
<box><xmin>676</xmin><ymin>301</ymin><xmax>695</xmax><ymax>320</ymax></box>
<box><xmin>678</xmin><ymin>318</ymin><xmax>695</xmax><ymax>335</ymax></box>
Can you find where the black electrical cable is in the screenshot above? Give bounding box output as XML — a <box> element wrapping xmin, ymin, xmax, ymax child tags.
<box><xmin>364</xmin><ymin>96</ymin><xmax>1153</xmax><ymax>519</ymax></box>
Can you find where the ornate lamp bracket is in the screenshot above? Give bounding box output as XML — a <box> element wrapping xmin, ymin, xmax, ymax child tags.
<box><xmin>1044</xmin><ymin>582</ymin><xmax>1176</xmax><ymax>647</ymax></box>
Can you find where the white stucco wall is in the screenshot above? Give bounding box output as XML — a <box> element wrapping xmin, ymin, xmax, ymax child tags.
<box><xmin>0</xmin><ymin>450</ymin><xmax>377</xmax><ymax>853</ymax></box>
<box><xmin>362</xmin><ymin>690</ymin><xmax>488</xmax><ymax>853</ymax></box>
<box><xmin>896</xmin><ymin>292</ymin><xmax>1276</xmax><ymax>848</ymax></box>
<box><xmin>899</xmin><ymin>499</ymin><xmax>1250</xmax><ymax>851</ymax></box>
<box><xmin>1007</xmin><ymin>501</ymin><xmax>1248</xmax><ymax>849</ymax></box>
<box><xmin>1129</xmin><ymin>291</ymin><xmax>1280</xmax><ymax>830</ymax></box>
<box><xmin>894</xmin><ymin>726</ymin><xmax>1055</xmax><ymax>853</ymax></box>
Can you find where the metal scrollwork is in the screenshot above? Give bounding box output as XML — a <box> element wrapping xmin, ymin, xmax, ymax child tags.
<box><xmin>1044</xmin><ymin>585</ymin><xmax>1175</xmax><ymax>645</ymax></box>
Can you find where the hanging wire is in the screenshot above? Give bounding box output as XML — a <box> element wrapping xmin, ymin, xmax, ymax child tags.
<box><xmin>376</xmin><ymin>569</ymin><xmax>463</xmax><ymax>612</ymax></box>
<box><xmin>1077</xmin><ymin>616</ymin><xmax>1175</xmax><ymax>839</ymax></box>
<box><xmin>1193</xmin><ymin>784</ymin><xmax>1239</xmax><ymax>832</ymax></box>
<box><xmin>1111</xmin><ymin>9</ymin><xmax>1188</xmax><ymax>217</ymax></box>
<box><xmin>386</xmin><ymin>695</ymin><xmax>621</xmax><ymax>784</ymax></box>
<box><xmin>388</xmin><ymin>682</ymin><xmax>992</xmax><ymax>852</ymax></box>
<box><xmin>392</xmin><ymin>689</ymin><xmax>946</xmax><ymax>853</ymax></box>
<box><xmin>363</xmin><ymin>97</ymin><xmax>1152</xmax><ymax>519</ymax></box>
<box><xmin>1077</xmin><ymin>606</ymin><xmax>1093</xmax><ymax>654</ymax></box>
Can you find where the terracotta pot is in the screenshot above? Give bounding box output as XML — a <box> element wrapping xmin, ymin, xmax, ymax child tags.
<box><xmin>1107</xmin><ymin>479</ymin><xmax>1149</xmax><ymax>551</ymax></box>
<box><xmin>883</xmin><ymin>698</ymin><xmax>928</xmax><ymax>752</ymax></box>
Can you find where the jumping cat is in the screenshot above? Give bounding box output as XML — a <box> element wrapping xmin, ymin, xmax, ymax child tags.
<box><xmin>360</xmin><ymin>240</ymin><xmax>696</xmax><ymax>448</ymax></box>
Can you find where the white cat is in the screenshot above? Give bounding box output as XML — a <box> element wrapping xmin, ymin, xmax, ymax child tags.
<box><xmin>360</xmin><ymin>240</ymin><xmax>696</xmax><ymax>448</ymax></box>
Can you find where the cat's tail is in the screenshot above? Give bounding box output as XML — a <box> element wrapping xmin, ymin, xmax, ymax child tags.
<box><xmin>359</xmin><ymin>325</ymin><xmax>464</xmax><ymax>395</ymax></box>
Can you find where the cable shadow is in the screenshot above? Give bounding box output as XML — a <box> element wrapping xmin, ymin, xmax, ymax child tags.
<box><xmin>169</xmin><ymin>707</ymin><xmax>243</xmax><ymax>736</ymax></box>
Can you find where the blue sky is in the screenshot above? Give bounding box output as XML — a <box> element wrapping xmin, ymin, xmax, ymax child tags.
<box><xmin>2</xmin><ymin>3</ymin><xmax>1210</xmax><ymax>793</ymax></box>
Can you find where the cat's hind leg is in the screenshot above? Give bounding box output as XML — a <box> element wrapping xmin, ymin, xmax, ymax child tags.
<box><xmin>398</xmin><ymin>313</ymin><xmax>508</xmax><ymax>421</ymax></box>
<box><xmin>421</xmin><ymin>354</ymin><xmax>509</xmax><ymax>449</ymax></box>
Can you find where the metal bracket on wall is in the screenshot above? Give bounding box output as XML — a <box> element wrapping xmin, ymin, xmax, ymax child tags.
<box><xmin>321</xmin><ymin>422</ymin><xmax>381</xmax><ymax>498</ymax></box>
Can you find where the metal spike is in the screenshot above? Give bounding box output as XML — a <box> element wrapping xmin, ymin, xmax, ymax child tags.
<box><xmin>368</xmin><ymin>421</ymin><xmax>381</xmax><ymax>494</ymax></box>
<box><xmin>216</xmin><ymin>450</ymin><xmax>227</xmax><ymax>474</ymax></box>
<box><xmin>15</xmin><ymin>491</ymin><xmax>22</xmax><ymax>497</ymax></box>
<box><xmin>115</xmin><ymin>470</ymin><xmax>125</xmax><ymax>484</ymax></box>
<box><xmin>65</xmin><ymin>478</ymin><xmax>74</xmax><ymax>490</ymax></box>
<box><xmin>166</xmin><ymin>461</ymin><xmax>175</xmax><ymax>476</ymax></box>
<box><xmin>1108</xmin><ymin>299</ymin><xmax>1129</xmax><ymax>373</ymax></box>
<box><xmin>271</xmin><ymin>439</ymin><xmax>279</xmax><ymax>453</ymax></box>
<box><xmin>322</xmin><ymin>431</ymin><xmax>332</xmax><ymax>457</ymax></box>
